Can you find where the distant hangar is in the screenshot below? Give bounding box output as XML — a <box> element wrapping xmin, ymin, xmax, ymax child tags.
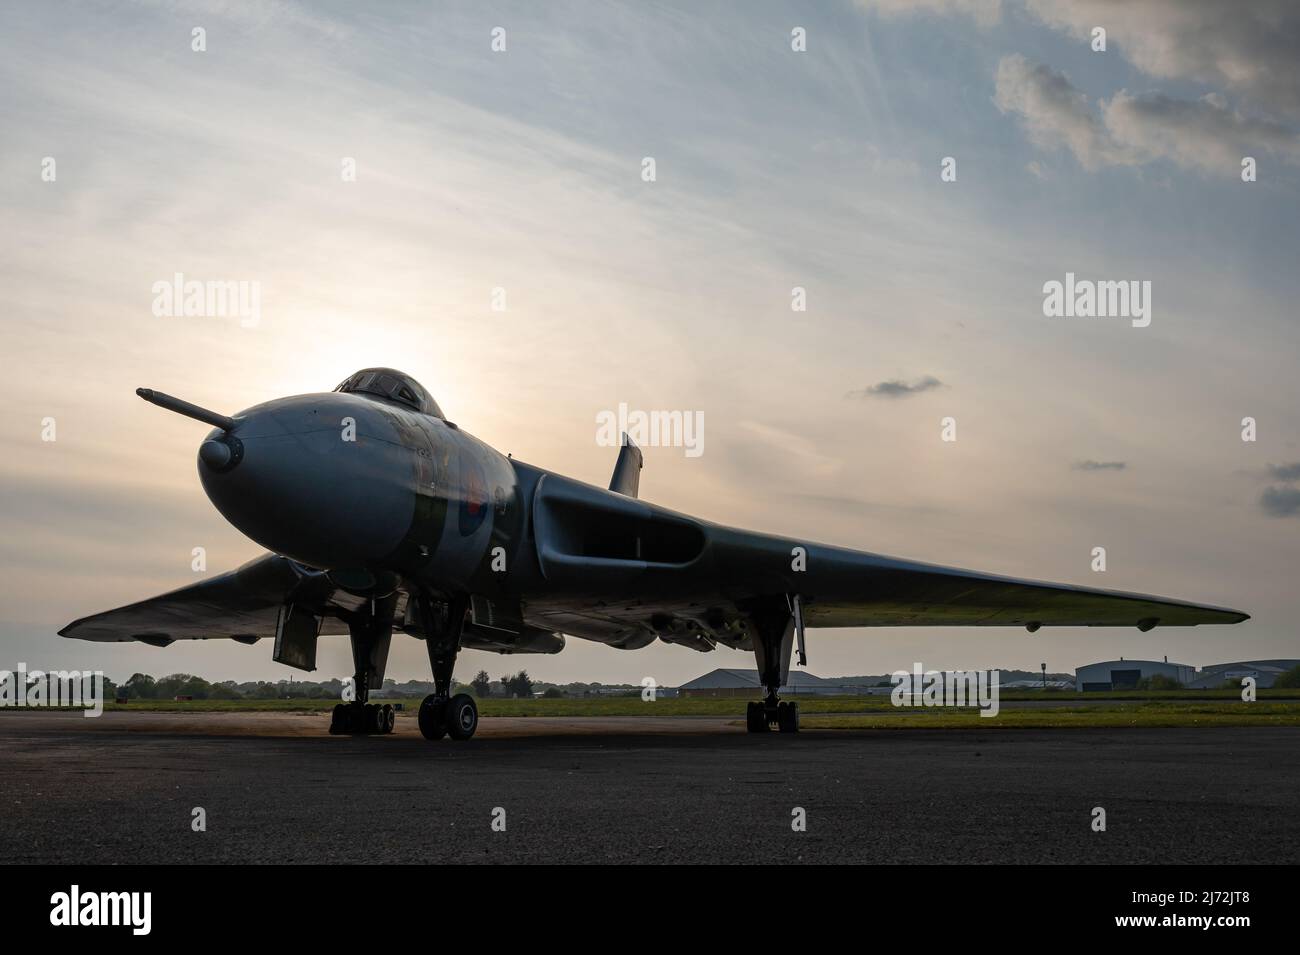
<box><xmin>1076</xmin><ymin>658</ymin><xmax>1195</xmax><ymax>692</ymax></box>
<box><xmin>1186</xmin><ymin>659</ymin><xmax>1300</xmax><ymax>690</ymax></box>
<box><xmin>1076</xmin><ymin>658</ymin><xmax>1299</xmax><ymax>691</ymax></box>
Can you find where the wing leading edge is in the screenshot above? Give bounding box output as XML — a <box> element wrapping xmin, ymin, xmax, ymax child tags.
<box><xmin>705</xmin><ymin>526</ymin><xmax>1249</xmax><ymax>630</ymax></box>
<box><xmin>58</xmin><ymin>554</ymin><xmax>352</xmax><ymax>644</ymax></box>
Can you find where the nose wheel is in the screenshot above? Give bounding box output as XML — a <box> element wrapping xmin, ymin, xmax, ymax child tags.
<box><xmin>419</xmin><ymin>692</ymin><xmax>478</xmax><ymax>741</ymax></box>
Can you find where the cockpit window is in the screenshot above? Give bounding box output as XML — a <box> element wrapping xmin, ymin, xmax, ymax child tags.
<box><xmin>333</xmin><ymin>367</ymin><xmax>444</xmax><ymax>419</ymax></box>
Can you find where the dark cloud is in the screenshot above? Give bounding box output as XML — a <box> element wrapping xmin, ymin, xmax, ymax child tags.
<box><xmin>1103</xmin><ymin>90</ymin><xmax>1300</xmax><ymax>173</ymax></box>
<box><xmin>870</xmin><ymin>1</ymin><xmax>1300</xmax><ymax>121</ymax></box>
<box><xmin>994</xmin><ymin>54</ymin><xmax>1300</xmax><ymax>174</ymax></box>
<box><xmin>847</xmin><ymin>376</ymin><xmax>943</xmax><ymax>399</ymax></box>
<box><xmin>1073</xmin><ymin>460</ymin><xmax>1126</xmax><ymax>472</ymax></box>
<box><xmin>943</xmin><ymin>0</ymin><xmax>1300</xmax><ymax>175</ymax></box>
<box><xmin>1266</xmin><ymin>462</ymin><xmax>1300</xmax><ymax>482</ymax></box>
<box><xmin>1024</xmin><ymin>0</ymin><xmax>1300</xmax><ymax>121</ymax></box>
<box><xmin>1261</xmin><ymin>486</ymin><xmax>1300</xmax><ymax>518</ymax></box>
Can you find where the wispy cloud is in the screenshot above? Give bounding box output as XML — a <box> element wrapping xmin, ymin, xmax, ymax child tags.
<box><xmin>858</xmin><ymin>0</ymin><xmax>1004</xmax><ymax>29</ymax></box>
<box><xmin>1073</xmin><ymin>460</ymin><xmax>1126</xmax><ymax>472</ymax></box>
<box><xmin>993</xmin><ymin>55</ymin><xmax>1125</xmax><ymax>171</ymax></box>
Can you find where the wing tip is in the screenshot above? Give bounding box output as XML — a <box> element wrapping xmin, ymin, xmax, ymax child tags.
<box><xmin>1193</xmin><ymin>607</ymin><xmax>1249</xmax><ymax>626</ymax></box>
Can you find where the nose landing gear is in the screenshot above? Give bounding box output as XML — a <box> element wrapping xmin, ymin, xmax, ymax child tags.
<box><xmin>444</xmin><ymin>693</ymin><xmax>479</xmax><ymax>739</ymax></box>
<box><xmin>416</xmin><ymin>591</ymin><xmax>478</xmax><ymax>742</ymax></box>
<box><xmin>416</xmin><ymin>692</ymin><xmax>479</xmax><ymax>740</ymax></box>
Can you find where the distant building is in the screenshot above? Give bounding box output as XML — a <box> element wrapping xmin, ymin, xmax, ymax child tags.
<box><xmin>1075</xmin><ymin>659</ymin><xmax>1195</xmax><ymax>692</ymax></box>
<box><xmin>1185</xmin><ymin>660</ymin><xmax>1300</xmax><ymax>690</ymax></box>
<box><xmin>678</xmin><ymin>668</ymin><xmax>851</xmax><ymax>698</ymax></box>
<box><xmin>1076</xmin><ymin>657</ymin><xmax>1299</xmax><ymax>691</ymax></box>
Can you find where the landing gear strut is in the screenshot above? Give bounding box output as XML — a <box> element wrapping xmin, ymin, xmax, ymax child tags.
<box><xmin>329</xmin><ymin>593</ymin><xmax>399</xmax><ymax>736</ymax></box>
<box><xmin>416</xmin><ymin>590</ymin><xmax>478</xmax><ymax>742</ymax></box>
<box><xmin>745</xmin><ymin>598</ymin><xmax>801</xmax><ymax>734</ymax></box>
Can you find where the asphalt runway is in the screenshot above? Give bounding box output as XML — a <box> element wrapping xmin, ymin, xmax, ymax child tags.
<box><xmin>2</xmin><ymin>712</ymin><xmax>1296</xmax><ymax>864</ymax></box>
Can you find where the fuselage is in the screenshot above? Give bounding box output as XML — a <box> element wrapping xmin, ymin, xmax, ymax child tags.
<box><xmin>195</xmin><ymin>385</ymin><xmax>766</xmax><ymax>653</ymax></box>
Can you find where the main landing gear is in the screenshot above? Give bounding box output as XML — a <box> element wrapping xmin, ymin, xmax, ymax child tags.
<box><xmin>330</xmin><ymin>592</ymin><xmax>399</xmax><ymax>736</ymax></box>
<box><xmin>745</xmin><ymin>597</ymin><xmax>803</xmax><ymax>734</ymax></box>
<box><xmin>415</xmin><ymin>590</ymin><xmax>478</xmax><ymax>742</ymax></box>
<box><xmin>330</xmin><ymin>701</ymin><xmax>396</xmax><ymax>735</ymax></box>
<box><xmin>746</xmin><ymin>699</ymin><xmax>799</xmax><ymax>734</ymax></box>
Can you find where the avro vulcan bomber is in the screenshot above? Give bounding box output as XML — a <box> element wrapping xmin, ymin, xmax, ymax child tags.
<box><xmin>62</xmin><ymin>369</ymin><xmax>1248</xmax><ymax>740</ymax></box>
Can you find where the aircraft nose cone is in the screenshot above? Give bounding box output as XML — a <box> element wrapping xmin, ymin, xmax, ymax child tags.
<box><xmin>197</xmin><ymin>396</ymin><xmax>416</xmax><ymax>569</ymax></box>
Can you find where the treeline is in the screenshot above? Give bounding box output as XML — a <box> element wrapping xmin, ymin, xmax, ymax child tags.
<box><xmin>117</xmin><ymin>669</ymin><xmax>557</xmax><ymax>700</ymax></box>
<box><xmin>120</xmin><ymin>673</ymin><xmax>291</xmax><ymax>700</ymax></box>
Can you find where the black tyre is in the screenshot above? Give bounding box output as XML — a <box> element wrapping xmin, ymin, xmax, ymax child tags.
<box><xmin>746</xmin><ymin>701</ymin><xmax>768</xmax><ymax>733</ymax></box>
<box><xmin>329</xmin><ymin>703</ymin><xmax>346</xmax><ymax>735</ymax></box>
<box><xmin>418</xmin><ymin>694</ymin><xmax>447</xmax><ymax>741</ymax></box>
<box><xmin>381</xmin><ymin>704</ymin><xmax>395</xmax><ymax>734</ymax></box>
<box><xmin>446</xmin><ymin>693</ymin><xmax>478</xmax><ymax>741</ymax></box>
<box><xmin>777</xmin><ymin>700</ymin><xmax>800</xmax><ymax>734</ymax></box>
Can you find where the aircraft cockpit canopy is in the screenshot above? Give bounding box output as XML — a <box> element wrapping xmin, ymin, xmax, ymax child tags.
<box><xmin>334</xmin><ymin>368</ymin><xmax>444</xmax><ymax>419</ymax></box>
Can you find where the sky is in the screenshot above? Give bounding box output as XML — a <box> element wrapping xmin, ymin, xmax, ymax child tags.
<box><xmin>1</xmin><ymin>0</ymin><xmax>1298</xmax><ymax>688</ymax></box>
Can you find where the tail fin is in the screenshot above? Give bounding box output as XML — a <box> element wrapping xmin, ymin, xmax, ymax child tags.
<box><xmin>608</xmin><ymin>433</ymin><xmax>643</xmax><ymax>498</ymax></box>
